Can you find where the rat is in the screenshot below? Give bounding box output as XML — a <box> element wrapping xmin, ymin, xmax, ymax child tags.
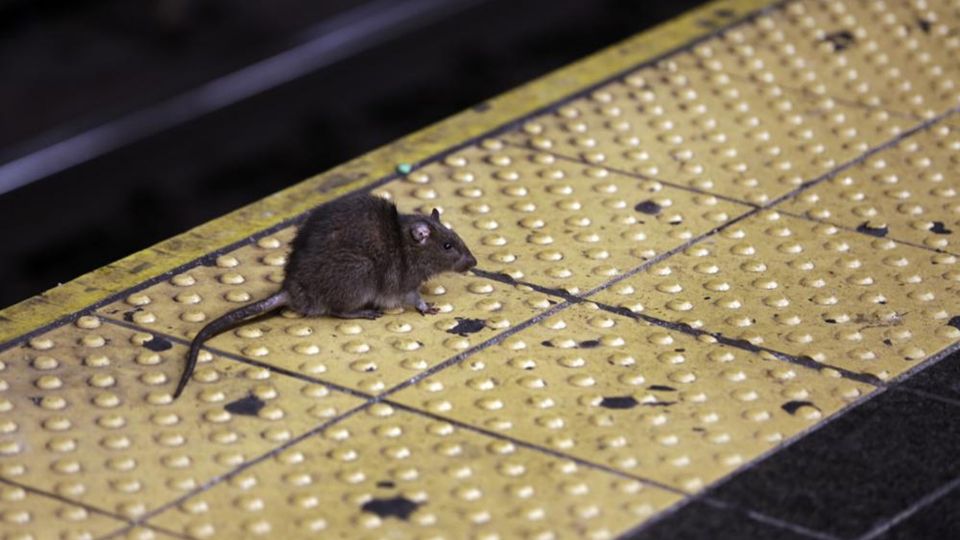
<box><xmin>174</xmin><ymin>193</ymin><xmax>477</xmax><ymax>398</ymax></box>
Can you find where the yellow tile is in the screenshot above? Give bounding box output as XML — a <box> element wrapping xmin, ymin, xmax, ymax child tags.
<box><xmin>0</xmin><ymin>319</ymin><xmax>363</xmax><ymax>520</ymax></box>
<box><xmin>785</xmin><ymin>121</ymin><xmax>960</xmax><ymax>252</ymax></box>
<box><xmin>685</xmin><ymin>0</ymin><xmax>960</xmax><ymax>118</ymax></box>
<box><xmin>96</xmin><ymin>233</ymin><xmax>560</xmax><ymax>395</ymax></box>
<box><xmin>390</xmin><ymin>302</ymin><xmax>872</xmax><ymax>492</ymax></box>
<box><xmin>503</xmin><ymin>58</ymin><xmax>914</xmax><ymax>206</ymax></box>
<box><xmin>372</xmin><ymin>143</ymin><xmax>749</xmax><ymax>293</ymax></box>
<box><xmin>148</xmin><ymin>405</ymin><xmax>680</xmax><ymax>540</ymax></box>
<box><xmin>595</xmin><ymin>210</ymin><xmax>960</xmax><ymax>381</ymax></box>
<box><xmin>0</xmin><ymin>481</ymin><xmax>126</xmax><ymax>540</ymax></box>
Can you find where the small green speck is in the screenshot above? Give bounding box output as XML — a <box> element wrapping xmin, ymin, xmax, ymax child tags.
<box><xmin>396</xmin><ymin>163</ymin><xmax>413</xmax><ymax>175</ymax></box>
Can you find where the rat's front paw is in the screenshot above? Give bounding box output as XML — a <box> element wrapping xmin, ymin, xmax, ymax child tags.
<box><xmin>416</xmin><ymin>300</ymin><xmax>440</xmax><ymax>315</ymax></box>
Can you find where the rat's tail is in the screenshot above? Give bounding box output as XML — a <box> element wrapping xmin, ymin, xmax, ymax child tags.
<box><xmin>174</xmin><ymin>291</ymin><xmax>289</xmax><ymax>399</ymax></box>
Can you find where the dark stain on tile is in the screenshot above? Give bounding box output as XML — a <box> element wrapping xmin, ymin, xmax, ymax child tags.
<box><xmin>143</xmin><ymin>335</ymin><xmax>173</xmax><ymax>351</ymax></box>
<box><xmin>599</xmin><ymin>396</ymin><xmax>639</xmax><ymax>409</ymax></box>
<box><xmin>447</xmin><ymin>317</ymin><xmax>485</xmax><ymax>337</ymax></box>
<box><xmin>781</xmin><ymin>400</ymin><xmax>815</xmax><ymax>415</ymax></box>
<box><xmin>823</xmin><ymin>30</ymin><xmax>856</xmax><ymax>51</ymax></box>
<box><xmin>225</xmin><ymin>394</ymin><xmax>266</xmax><ymax>416</ymax></box>
<box><xmin>361</xmin><ymin>496</ymin><xmax>420</xmax><ymax>520</ymax></box>
<box><xmin>930</xmin><ymin>221</ymin><xmax>952</xmax><ymax>235</ymax></box>
<box><xmin>635</xmin><ymin>200</ymin><xmax>662</xmax><ymax>215</ymax></box>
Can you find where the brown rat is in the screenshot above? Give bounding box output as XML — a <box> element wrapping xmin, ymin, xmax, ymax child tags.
<box><xmin>174</xmin><ymin>193</ymin><xmax>477</xmax><ymax>398</ymax></box>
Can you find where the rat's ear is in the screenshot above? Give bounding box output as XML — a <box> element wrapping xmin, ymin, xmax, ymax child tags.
<box><xmin>410</xmin><ymin>221</ymin><xmax>431</xmax><ymax>244</ymax></box>
<box><xmin>431</xmin><ymin>208</ymin><xmax>440</xmax><ymax>220</ymax></box>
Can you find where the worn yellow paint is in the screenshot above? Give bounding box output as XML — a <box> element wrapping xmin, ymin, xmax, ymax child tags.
<box><xmin>0</xmin><ymin>0</ymin><xmax>775</xmax><ymax>345</ymax></box>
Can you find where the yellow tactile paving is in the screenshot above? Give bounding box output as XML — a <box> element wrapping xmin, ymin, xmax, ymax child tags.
<box><xmin>0</xmin><ymin>481</ymin><xmax>127</xmax><ymax>540</ymax></box>
<box><xmin>4</xmin><ymin>0</ymin><xmax>960</xmax><ymax>538</ymax></box>
<box><xmin>96</xmin><ymin>228</ymin><xmax>295</xmax><ymax>336</ymax></box>
<box><xmin>594</xmin><ymin>208</ymin><xmax>960</xmax><ymax>382</ymax></box>
<box><xmin>390</xmin><ymin>302</ymin><xmax>872</xmax><ymax>493</ymax></box>
<box><xmin>784</xmin><ymin>122</ymin><xmax>960</xmax><ymax>252</ymax></box>
<box><xmin>147</xmin><ymin>405</ymin><xmax>681</xmax><ymax>540</ymax></box>
<box><xmin>96</xmin><ymin>233</ymin><xmax>562</xmax><ymax>395</ymax></box>
<box><xmin>371</xmin><ymin>142</ymin><xmax>750</xmax><ymax>293</ymax></box>
<box><xmin>0</xmin><ymin>319</ymin><xmax>363</xmax><ymax>519</ymax></box>
<box><xmin>503</xmin><ymin>56</ymin><xmax>913</xmax><ymax>206</ymax></box>
<box><xmin>685</xmin><ymin>0</ymin><xmax>960</xmax><ymax>119</ymax></box>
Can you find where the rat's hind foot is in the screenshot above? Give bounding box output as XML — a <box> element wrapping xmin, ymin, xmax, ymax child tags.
<box><xmin>330</xmin><ymin>309</ymin><xmax>383</xmax><ymax>320</ymax></box>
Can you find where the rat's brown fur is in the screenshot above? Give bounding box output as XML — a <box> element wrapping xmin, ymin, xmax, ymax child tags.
<box><xmin>174</xmin><ymin>194</ymin><xmax>476</xmax><ymax>398</ymax></box>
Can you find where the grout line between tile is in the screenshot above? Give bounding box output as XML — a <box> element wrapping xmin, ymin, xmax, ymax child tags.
<box><xmin>376</xmin><ymin>298</ymin><xmax>574</xmax><ymax>399</ymax></box>
<box><xmin>101</xmin><ymin>316</ymin><xmax>376</xmax><ymax>402</ymax></box>
<box><xmin>471</xmin><ymin>269</ymin><xmax>884</xmax><ymax>387</ymax></box>
<box><xmin>384</xmin><ymin>399</ymin><xmax>688</xmax><ymax>495</ymax></box>
<box><xmin>600</xmin><ymin>303</ymin><xmax>883</xmax><ymax>385</ymax></box>
<box><xmin>117</xmin><ymin>402</ymin><xmax>373</xmax><ymax>534</ymax></box>
<box><xmin>734</xmin><ymin>113</ymin><xmax>959</xmax><ymax>210</ymax></box>
<box><xmin>502</xmin><ymin>140</ymin><xmax>760</xmax><ymax>209</ymax></box>
<box><xmin>673</xmin><ymin>56</ymin><xmax>930</xmax><ymax>123</ymax></box>
<box><xmin>507</xmin><ymin>137</ymin><xmax>960</xmax><ymax>260</ymax></box>
<box><xmin>775</xmin><ymin>207</ymin><xmax>960</xmax><ymax>259</ymax></box>
<box><xmin>524</xmin><ymin>134</ymin><xmax>960</xmax><ymax>257</ymax></box>
<box><xmin>0</xmin><ymin>476</ymin><xmax>134</xmax><ymax>527</ymax></box>
<box><xmin>857</xmin><ymin>473</ymin><xmax>960</xmax><ymax>540</ymax></box>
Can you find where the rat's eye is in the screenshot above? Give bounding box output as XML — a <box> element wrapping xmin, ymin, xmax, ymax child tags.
<box><xmin>443</xmin><ymin>242</ymin><xmax>453</xmax><ymax>250</ymax></box>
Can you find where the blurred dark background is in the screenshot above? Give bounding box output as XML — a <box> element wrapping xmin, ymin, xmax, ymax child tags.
<box><xmin>0</xmin><ymin>0</ymin><xmax>708</xmax><ymax>307</ymax></box>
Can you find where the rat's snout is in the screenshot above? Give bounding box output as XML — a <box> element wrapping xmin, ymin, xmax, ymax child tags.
<box><xmin>456</xmin><ymin>252</ymin><xmax>478</xmax><ymax>273</ymax></box>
